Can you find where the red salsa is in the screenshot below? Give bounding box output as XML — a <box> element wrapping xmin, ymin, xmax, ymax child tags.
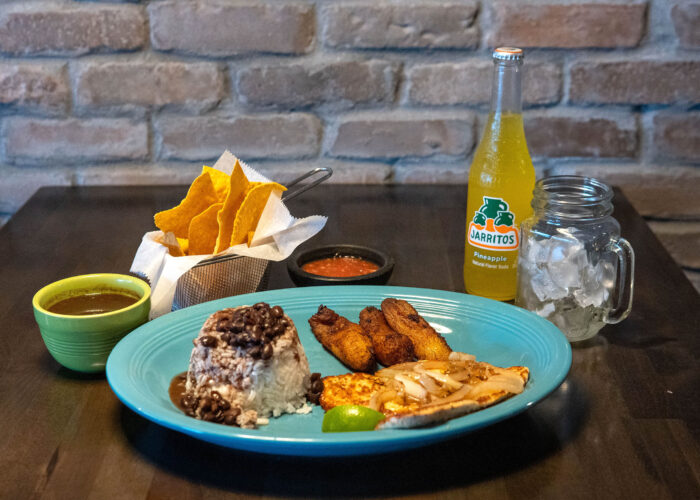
<box><xmin>302</xmin><ymin>256</ymin><xmax>380</xmax><ymax>278</ymax></box>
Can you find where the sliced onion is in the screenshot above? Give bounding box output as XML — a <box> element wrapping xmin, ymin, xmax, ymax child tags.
<box><xmin>419</xmin><ymin>360</ymin><xmax>450</xmax><ymax>370</ymax></box>
<box><xmin>386</xmin><ymin>361</ymin><xmax>419</xmax><ymax>371</ymax></box>
<box><xmin>395</xmin><ymin>374</ymin><xmax>428</xmax><ymax>401</ymax></box>
<box><xmin>449</xmin><ymin>352</ymin><xmax>476</xmax><ymax>362</ymax></box>
<box><xmin>423</xmin><ymin>383</ymin><xmax>473</xmax><ymax>407</ymax></box>
<box><xmin>492</xmin><ymin>367</ymin><xmax>527</xmax><ymax>384</ymax></box>
<box><xmin>449</xmin><ymin>369</ymin><xmax>472</xmax><ymax>382</ymax></box>
<box><xmin>369</xmin><ymin>390</ymin><xmax>399</xmax><ymax>411</ymax></box>
<box><xmin>415</xmin><ymin>366</ymin><xmax>463</xmax><ymax>390</ymax></box>
<box><xmin>418</xmin><ymin>374</ymin><xmax>444</xmax><ymax>396</ymax></box>
<box><xmin>376</xmin><ymin>368</ymin><xmax>401</xmax><ymax>378</ymax></box>
<box><xmin>466</xmin><ymin>375</ymin><xmax>524</xmax><ymax>399</ymax></box>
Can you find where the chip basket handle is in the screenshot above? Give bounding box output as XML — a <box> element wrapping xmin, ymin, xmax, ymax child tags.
<box><xmin>282</xmin><ymin>167</ymin><xmax>333</xmax><ymax>202</ymax></box>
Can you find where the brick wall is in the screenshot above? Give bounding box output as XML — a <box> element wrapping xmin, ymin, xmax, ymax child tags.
<box><xmin>0</xmin><ymin>0</ymin><xmax>698</xmax><ymax>290</ymax></box>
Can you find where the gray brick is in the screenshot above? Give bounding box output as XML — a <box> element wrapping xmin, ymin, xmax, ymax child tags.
<box><xmin>486</xmin><ymin>1</ymin><xmax>647</xmax><ymax>48</ymax></box>
<box><xmin>525</xmin><ymin>112</ymin><xmax>638</xmax><ymax>158</ymax></box>
<box><xmin>237</xmin><ymin>60</ymin><xmax>398</xmax><ymax>110</ymax></box>
<box><xmin>407</xmin><ymin>60</ymin><xmax>561</xmax><ymax>106</ymax></box>
<box><xmin>150</xmin><ymin>1</ymin><xmax>314</xmax><ymax>56</ymax></box>
<box><xmin>155</xmin><ymin>114</ymin><xmax>322</xmax><ymax>161</ymax></box>
<box><xmin>322</xmin><ymin>2</ymin><xmax>478</xmax><ymax>50</ymax></box>
<box><xmin>0</xmin><ymin>3</ymin><xmax>146</xmax><ymax>56</ymax></box>
<box><xmin>4</xmin><ymin>117</ymin><xmax>148</xmax><ymax>163</ymax></box>
<box><xmin>653</xmin><ymin>113</ymin><xmax>700</xmax><ymax>162</ymax></box>
<box><xmin>570</xmin><ymin>60</ymin><xmax>700</xmax><ymax>105</ymax></box>
<box><xmin>0</xmin><ymin>63</ymin><xmax>68</xmax><ymax>114</ymax></box>
<box><xmin>328</xmin><ymin>114</ymin><xmax>474</xmax><ymax>159</ymax></box>
<box><xmin>672</xmin><ymin>4</ymin><xmax>700</xmax><ymax>49</ymax></box>
<box><xmin>75</xmin><ymin>62</ymin><xmax>224</xmax><ymax>114</ymax></box>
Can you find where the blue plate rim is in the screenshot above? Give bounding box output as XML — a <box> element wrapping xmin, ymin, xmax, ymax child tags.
<box><xmin>106</xmin><ymin>285</ymin><xmax>572</xmax><ymax>456</ymax></box>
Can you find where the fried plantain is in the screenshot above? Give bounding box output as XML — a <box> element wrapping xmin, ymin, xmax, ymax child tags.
<box><xmin>359</xmin><ymin>306</ymin><xmax>415</xmax><ymax>366</ymax></box>
<box><xmin>380</xmin><ymin>298</ymin><xmax>452</xmax><ymax>360</ymax></box>
<box><xmin>308</xmin><ymin>305</ymin><xmax>376</xmax><ymax>372</ymax></box>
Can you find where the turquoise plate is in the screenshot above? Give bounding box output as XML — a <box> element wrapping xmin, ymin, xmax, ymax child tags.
<box><xmin>106</xmin><ymin>286</ymin><xmax>571</xmax><ymax>457</ymax></box>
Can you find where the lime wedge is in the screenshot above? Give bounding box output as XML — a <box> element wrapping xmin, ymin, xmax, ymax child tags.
<box><xmin>322</xmin><ymin>405</ymin><xmax>385</xmax><ymax>432</ymax></box>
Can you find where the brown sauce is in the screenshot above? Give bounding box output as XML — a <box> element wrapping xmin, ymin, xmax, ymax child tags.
<box><xmin>169</xmin><ymin>371</ymin><xmax>188</xmax><ymax>412</ymax></box>
<box><xmin>47</xmin><ymin>291</ymin><xmax>139</xmax><ymax>315</ymax></box>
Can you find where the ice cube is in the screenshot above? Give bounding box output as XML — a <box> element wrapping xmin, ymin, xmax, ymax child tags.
<box><xmin>536</xmin><ymin>302</ymin><xmax>556</xmax><ymax>318</ymax></box>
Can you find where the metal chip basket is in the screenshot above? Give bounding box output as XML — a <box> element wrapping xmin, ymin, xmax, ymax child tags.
<box><xmin>171</xmin><ymin>167</ymin><xmax>332</xmax><ymax>311</ymax></box>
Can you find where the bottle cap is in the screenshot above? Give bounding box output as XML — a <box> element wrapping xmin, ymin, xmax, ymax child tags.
<box><xmin>493</xmin><ymin>47</ymin><xmax>523</xmax><ymax>61</ymax></box>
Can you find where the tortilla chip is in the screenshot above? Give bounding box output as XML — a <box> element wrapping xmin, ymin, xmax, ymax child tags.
<box><xmin>188</xmin><ymin>203</ymin><xmax>222</xmax><ymax>255</ymax></box>
<box><xmin>155</xmin><ymin>232</ymin><xmax>185</xmax><ymax>257</ymax></box>
<box><xmin>154</xmin><ymin>172</ymin><xmax>219</xmax><ymax>238</ymax></box>
<box><xmin>177</xmin><ymin>238</ymin><xmax>189</xmax><ymax>255</ymax></box>
<box><xmin>230</xmin><ymin>182</ymin><xmax>286</xmax><ymax>246</ymax></box>
<box><xmin>247</xmin><ymin>231</ymin><xmax>256</xmax><ymax>246</ymax></box>
<box><xmin>214</xmin><ymin>161</ymin><xmax>250</xmax><ymax>253</ymax></box>
<box><xmin>203</xmin><ymin>165</ymin><xmax>230</xmax><ymax>202</ymax></box>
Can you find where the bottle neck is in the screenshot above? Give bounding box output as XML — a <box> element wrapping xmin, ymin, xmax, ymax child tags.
<box><xmin>532</xmin><ymin>176</ymin><xmax>614</xmax><ymax>221</ymax></box>
<box><xmin>490</xmin><ymin>60</ymin><xmax>523</xmax><ymax>115</ymax></box>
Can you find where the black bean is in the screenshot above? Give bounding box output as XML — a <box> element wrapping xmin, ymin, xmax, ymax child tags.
<box><xmin>219</xmin><ymin>399</ymin><xmax>230</xmax><ymax>411</ymax></box>
<box><xmin>271</xmin><ymin>305</ymin><xmax>283</xmax><ymax>318</ymax></box>
<box><xmin>221</xmin><ymin>332</ymin><xmax>231</xmax><ymax>344</ymax></box>
<box><xmin>249</xmin><ymin>346</ymin><xmax>262</xmax><ymax>358</ymax></box>
<box><xmin>200</xmin><ymin>335</ymin><xmax>217</xmax><ymax>348</ymax></box>
<box><xmin>232</xmin><ymin>319</ymin><xmax>245</xmax><ymax>332</ymax></box>
<box><xmin>210</xmin><ymin>391</ymin><xmax>222</xmax><ymax>401</ymax></box>
<box><xmin>262</xmin><ymin>344</ymin><xmax>273</xmax><ymax>359</ymax></box>
<box><xmin>223</xmin><ymin>407</ymin><xmax>241</xmax><ymax>425</ymax></box>
<box><xmin>181</xmin><ymin>394</ymin><xmax>197</xmax><ymax>409</ymax></box>
<box><xmin>312</xmin><ymin>379</ymin><xmax>324</xmax><ymax>393</ymax></box>
<box><xmin>201</xmin><ymin>397</ymin><xmax>212</xmax><ymax>409</ymax></box>
<box><xmin>272</xmin><ymin>324</ymin><xmax>284</xmax><ymax>336</ymax></box>
<box><xmin>310</xmin><ymin>372</ymin><xmax>321</xmax><ymax>382</ymax></box>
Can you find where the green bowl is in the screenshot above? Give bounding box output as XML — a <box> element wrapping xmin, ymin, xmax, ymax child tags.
<box><xmin>33</xmin><ymin>273</ymin><xmax>151</xmax><ymax>373</ymax></box>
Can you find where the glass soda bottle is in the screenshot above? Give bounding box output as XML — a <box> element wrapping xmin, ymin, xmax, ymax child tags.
<box><xmin>463</xmin><ymin>47</ymin><xmax>535</xmax><ymax>301</ymax></box>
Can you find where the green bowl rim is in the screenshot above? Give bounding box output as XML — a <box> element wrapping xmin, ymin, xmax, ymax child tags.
<box><xmin>33</xmin><ymin>273</ymin><xmax>151</xmax><ymax>319</ymax></box>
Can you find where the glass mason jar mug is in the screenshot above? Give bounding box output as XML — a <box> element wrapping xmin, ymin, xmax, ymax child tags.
<box><xmin>515</xmin><ymin>176</ymin><xmax>634</xmax><ymax>342</ymax></box>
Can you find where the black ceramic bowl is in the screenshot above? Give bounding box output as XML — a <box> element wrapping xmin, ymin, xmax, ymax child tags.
<box><xmin>287</xmin><ymin>244</ymin><xmax>394</xmax><ymax>287</ymax></box>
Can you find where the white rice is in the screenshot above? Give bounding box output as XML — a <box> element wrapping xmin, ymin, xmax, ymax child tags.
<box><xmin>185</xmin><ymin>306</ymin><xmax>311</xmax><ymax>428</ymax></box>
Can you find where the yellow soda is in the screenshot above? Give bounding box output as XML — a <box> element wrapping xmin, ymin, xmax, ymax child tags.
<box><xmin>464</xmin><ymin>48</ymin><xmax>535</xmax><ymax>301</ymax></box>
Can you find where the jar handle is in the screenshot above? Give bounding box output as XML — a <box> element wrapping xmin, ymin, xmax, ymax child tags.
<box><xmin>605</xmin><ymin>237</ymin><xmax>635</xmax><ymax>324</ymax></box>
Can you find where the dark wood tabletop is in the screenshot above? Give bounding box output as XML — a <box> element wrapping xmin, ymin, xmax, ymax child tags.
<box><xmin>1</xmin><ymin>184</ymin><xmax>698</xmax><ymax>499</ymax></box>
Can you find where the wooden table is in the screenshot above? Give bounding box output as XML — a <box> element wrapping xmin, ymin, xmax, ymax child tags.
<box><xmin>1</xmin><ymin>185</ymin><xmax>698</xmax><ymax>499</ymax></box>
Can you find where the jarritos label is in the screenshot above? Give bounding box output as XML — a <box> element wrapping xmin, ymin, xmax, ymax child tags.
<box><xmin>468</xmin><ymin>196</ymin><xmax>519</xmax><ymax>251</ymax></box>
